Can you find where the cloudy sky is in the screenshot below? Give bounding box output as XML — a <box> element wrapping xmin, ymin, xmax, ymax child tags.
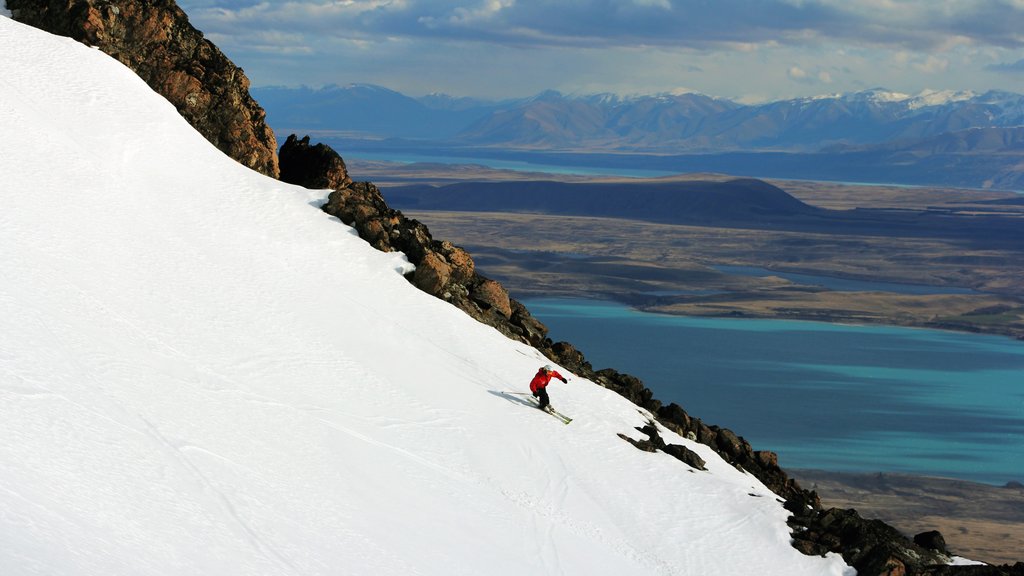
<box><xmin>176</xmin><ymin>0</ymin><xmax>1024</xmax><ymax>102</ymax></box>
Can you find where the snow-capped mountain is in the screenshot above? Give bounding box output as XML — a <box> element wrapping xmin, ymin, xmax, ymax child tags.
<box><xmin>253</xmin><ymin>83</ymin><xmax>503</xmax><ymax>140</ymax></box>
<box><xmin>0</xmin><ymin>15</ymin><xmax>859</xmax><ymax>576</ymax></box>
<box><xmin>253</xmin><ymin>84</ymin><xmax>1024</xmax><ymax>152</ymax></box>
<box><xmin>248</xmin><ymin>83</ymin><xmax>1024</xmax><ymax>188</ymax></box>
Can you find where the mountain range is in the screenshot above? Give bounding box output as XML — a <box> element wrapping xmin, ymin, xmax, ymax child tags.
<box><xmin>254</xmin><ymin>84</ymin><xmax>1024</xmax><ymax>189</ymax></box>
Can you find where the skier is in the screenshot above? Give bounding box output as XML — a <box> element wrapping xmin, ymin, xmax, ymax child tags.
<box><xmin>529</xmin><ymin>365</ymin><xmax>568</xmax><ymax>412</ymax></box>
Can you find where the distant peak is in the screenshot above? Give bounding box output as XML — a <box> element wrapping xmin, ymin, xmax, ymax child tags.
<box><xmin>528</xmin><ymin>89</ymin><xmax>565</xmax><ymax>102</ymax></box>
<box><xmin>858</xmin><ymin>87</ymin><xmax>912</xmax><ymax>102</ymax></box>
<box><xmin>342</xmin><ymin>83</ymin><xmax>397</xmax><ymax>92</ymax></box>
<box><xmin>907</xmin><ymin>89</ymin><xmax>977</xmax><ymax>108</ymax></box>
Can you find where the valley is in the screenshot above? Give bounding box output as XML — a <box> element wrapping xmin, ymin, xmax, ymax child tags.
<box><xmin>349</xmin><ymin>160</ymin><xmax>1024</xmax><ymax>341</ymax></box>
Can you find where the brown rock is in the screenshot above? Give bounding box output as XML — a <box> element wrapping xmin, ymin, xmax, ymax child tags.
<box><xmin>755</xmin><ymin>450</ymin><xmax>779</xmax><ymax>468</ymax></box>
<box><xmin>879</xmin><ymin>557</ymin><xmax>906</xmax><ymax>576</ymax></box>
<box><xmin>444</xmin><ymin>245</ymin><xmax>475</xmax><ymax>284</ymax></box>
<box><xmin>414</xmin><ymin>252</ymin><xmax>452</xmax><ymax>295</ymax></box>
<box><xmin>715</xmin><ymin>428</ymin><xmax>745</xmax><ymax>458</ymax></box>
<box><xmin>510</xmin><ymin>300</ymin><xmax>549</xmax><ymax>346</ymax></box>
<box><xmin>914</xmin><ymin>530</ymin><xmax>948</xmax><ymax>554</ymax></box>
<box><xmin>470</xmin><ymin>279</ymin><xmax>512</xmax><ymax>318</ymax></box>
<box><xmin>279</xmin><ymin>134</ymin><xmax>352</xmax><ymax>190</ymax></box>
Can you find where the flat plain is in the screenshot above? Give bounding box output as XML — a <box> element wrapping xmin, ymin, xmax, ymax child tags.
<box><xmin>352</xmin><ymin>160</ymin><xmax>1024</xmax><ymax>340</ymax></box>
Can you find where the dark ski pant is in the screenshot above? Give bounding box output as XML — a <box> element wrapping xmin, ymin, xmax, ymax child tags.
<box><xmin>534</xmin><ymin>387</ymin><xmax>550</xmax><ymax>410</ymax></box>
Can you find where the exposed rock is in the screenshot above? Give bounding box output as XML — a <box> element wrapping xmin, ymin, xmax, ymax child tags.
<box><xmin>443</xmin><ymin>242</ymin><xmax>475</xmax><ymax>284</ymax></box>
<box><xmin>755</xmin><ymin>450</ymin><xmax>779</xmax><ymax>469</ymax></box>
<box><xmin>322</xmin><ymin>181</ymin><xmax>409</xmax><ymax>253</ymax></box>
<box><xmin>471</xmin><ymin>279</ymin><xmax>512</xmax><ymax>319</ymax></box>
<box><xmin>914</xmin><ymin>531</ymin><xmax>949</xmax><ymax>554</ymax></box>
<box><xmin>662</xmin><ymin>443</ymin><xmax>707</xmax><ymax>471</ymax></box>
<box><xmin>10</xmin><ymin>0</ymin><xmax>280</xmax><ymax>178</ymax></box>
<box><xmin>414</xmin><ymin>252</ymin><xmax>452</xmax><ymax>295</ymax></box>
<box><xmin>619</xmin><ymin>422</ymin><xmax>708</xmax><ymax>471</ymax></box>
<box><xmin>715</xmin><ymin>427</ymin><xmax>747</xmax><ymax>459</ymax></box>
<box><xmin>789</xmin><ymin>507</ymin><xmax>949</xmax><ymax>576</ymax></box>
<box><xmin>548</xmin><ymin>341</ymin><xmax>590</xmax><ymax>373</ymax></box>
<box><xmin>280</xmin><ymin>134</ymin><xmax>352</xmax><ymax>190</ymax></box>
<box><xmin>593</xmin><ymin>368</ymin><xmax>659</xmax><ymax>411</ymax></box>
<box><xmin>510</xmin><ymin>300</ymin><xmax>549</xmax><ymax>347</ymax></box>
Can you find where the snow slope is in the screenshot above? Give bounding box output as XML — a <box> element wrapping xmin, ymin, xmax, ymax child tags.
<box><xmin>0</xmin><ymin>16</ymin><xmax>853</xmax><ymax>576</ymax></box>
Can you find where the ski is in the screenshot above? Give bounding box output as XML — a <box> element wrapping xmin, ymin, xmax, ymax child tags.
<box><xmin>526</xmin><ymin>396</ymin><xmax>573</xmax><ymax>425</ymax></box>
<box><xmin>499</xmin><ymin>391</ymin><xmax>572</xmax><ymax>424</ymax></box>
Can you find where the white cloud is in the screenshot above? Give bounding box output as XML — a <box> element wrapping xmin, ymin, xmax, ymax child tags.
<box><xmin>915</xmin><ymin>54</ymin><xmax>949</xmax><ymax>74</ymax></box>
<box><xmin>668</xmin><ymin>86</ymin><xmax>703</xmax><ymax>95</ymax></box>
<box><xmin>172</xmin><ymin>0</ymin><xmax>1024</xmax><ymax>101</ymax></box>
<box><xmin>425</xmin><ymin>0</ymin><xmax>514</xmax><ymax>27</ymax></box>
<box><xmin>633</xmin><ymin>0</ymin><xmax>672</xmax><ymax>9</ymax></box>
<box><xmin>788</xmin><ymin>64</ymin><xmax>833</xmax><ymax>85</ymax></box>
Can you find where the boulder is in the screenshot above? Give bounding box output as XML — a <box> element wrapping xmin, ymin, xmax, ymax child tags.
<box><xmin>413</xmin><ymin>252</ymin><xmax>452</xmax><ymax>296</ymax></box>
<box><xmin>662</xmin><ymin>443</ymin><xmax>707</xmax><ymax>471</ymax></box>
<box><xmin>279</xmin><ymin>135</ymin><xmax>352</xmax><ymax>190</ymax></box>
<box><xmin>470</xmin><ymin>279</ymin><xmax>512</xmax><ymax>319</ymax></box>
<box><xmin>790</xmin><ymin>507</ymin><xmax>949</xmax><ymax>575</ymax></box>
<box><xmin>914</xmin><ymin>530</ymin><xmax>948</xmax><ymax>554</ymax></box>
<box><xmin>550</xmin><ymin>341</ymin><xmax>589</xmax><ymax>373</ymax></box>
<box><xmin>441</xmin><ymin>242</ymin><xmax>475</xmax><ymax>284</ymax></box>
<box><xmin>510</xmin><ymin>300</ymin><xmax>549</xmax><ymax>346</ymax></box>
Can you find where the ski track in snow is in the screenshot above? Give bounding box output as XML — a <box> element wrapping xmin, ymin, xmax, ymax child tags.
<box><xmin>138</xmin><ymin>418</ymin><xmax>300</xmax><ymax>574</ymax></box>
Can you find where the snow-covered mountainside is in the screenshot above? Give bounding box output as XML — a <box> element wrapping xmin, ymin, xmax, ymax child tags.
<box><xmin>0</xmin><ymin>16</ymin><xmax>853</xmax><ymax>576</ymax></box>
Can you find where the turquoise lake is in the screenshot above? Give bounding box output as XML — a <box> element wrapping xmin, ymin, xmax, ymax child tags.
<box><xmin>344</xmin><ymin>150</ymin><xmax>679</xmax><ymax>178</ymax></box>
<box><xmin>523</xmin><ymin>297</ymin><xmax>1024</xmax><ymax>485</ymax></box>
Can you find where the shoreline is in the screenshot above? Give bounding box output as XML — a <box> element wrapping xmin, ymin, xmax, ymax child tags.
<box><xmin>517</xmin><ymin>287</ymin><xmax>1024</xmax><ymax>343</ymax></box>
<box><xmin>397</xmin><ymin>207</ymin><xmax>1024</xmax><ymax>345</ymax></box>
<box><xmin>628</xmin><ymin>296</ymin><xmax>1024</xmax><ymax>342</ymax></box>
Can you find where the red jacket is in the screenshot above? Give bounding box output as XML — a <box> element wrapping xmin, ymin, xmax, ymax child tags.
<box><xmin>529</xmin><ymin>368</ymin><xmax>567</xmax><ymax>393</ymax></box>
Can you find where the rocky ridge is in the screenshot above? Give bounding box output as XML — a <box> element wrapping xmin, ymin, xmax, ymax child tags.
<box><xmin>8</xmin><ymin>0</ymin><xmax>280</xmax><ymax>178</ymax></box>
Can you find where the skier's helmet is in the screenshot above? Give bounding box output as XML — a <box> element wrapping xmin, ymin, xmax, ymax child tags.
<box><xmin>543</xmin><ymin>365</ymin><xmax>553</xmax><ymax>372</ymax></box>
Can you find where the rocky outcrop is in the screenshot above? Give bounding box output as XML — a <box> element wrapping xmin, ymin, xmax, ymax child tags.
<box><xmin>9</xmin><ymin>0</ymin><xmax>279</xmax><ymax>178</ymax></box>
<box><xmin>788</xmin><ymin>506</ymin><xmax>951</xmax><ymax>575</ymax></box>
<box><xmin>915</xmin><ymin>531</ymin><xmax>950</xmax><ymax>555</ymax></box>
<box><xmin>279</xmin><ymin>135</ymin><xmax>352</xmax><ymax>190</ymax></box>
<box><xmin>618</xmin><ymin>421</ymin><xmax>707</xmax><ymax>471</ymax></box>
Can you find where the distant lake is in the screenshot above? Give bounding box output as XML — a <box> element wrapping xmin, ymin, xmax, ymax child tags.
<box><xmin>522</xmin><ymin>297</ymin><xmax>1024</xmax><ymax>485</ymax></box>
<box><xmin>713</xmin><ymin>265</ymin><xmax>979</xmax><ymax>295</ymax></box>
<box><xmin>343</xmin><ymin>149</ymin><xmax>678</xmax><ymax>179</ymax></box>
<box><xmin>329</xmin><ymin>144</ymin><xmax>1022</xmax><ymax>192</ymax></box>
